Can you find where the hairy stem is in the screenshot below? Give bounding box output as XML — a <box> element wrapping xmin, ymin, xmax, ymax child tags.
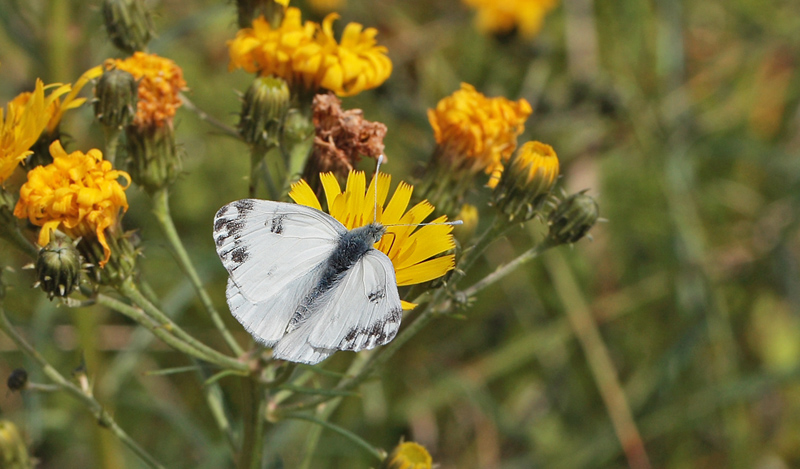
<box><xmin>151</xmin><ymin>188</ymin><xmax>244</xmax><ymax>356</ymax></box>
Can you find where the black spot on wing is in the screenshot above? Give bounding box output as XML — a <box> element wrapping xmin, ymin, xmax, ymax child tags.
<box><xmin>234</xmin><ymin>199</ymin><xmax>255</xmax><ymax>212</ymax></box>
<box><xmin>368</xmin><ymin>287</ymin><xmax>386</xmax><ymax>304</ymax></box>
<box><xmin>215</xmin><ymin>204</ymin><xmax>230</xmax><ymax>218</ymax></box>
<box><xmin>269</xmin><ymin>214</ymin><xmax>286</xmax><ymax>234</ymax></box>
<box><xmin>230</xmin><ymin>246</ymin><xmax>249</xmax><ymax>265</ymax></box>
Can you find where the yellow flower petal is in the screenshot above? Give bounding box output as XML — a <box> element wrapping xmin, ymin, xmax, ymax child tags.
<box><xmin>396</xmin><ymin>255</ymin><xmax>456</xmax><ymax>286</ymax></box>
<box><xmin>289</xmin><ymin>179</ymin><xmax>322</xmax><ymax>210</ymax></box>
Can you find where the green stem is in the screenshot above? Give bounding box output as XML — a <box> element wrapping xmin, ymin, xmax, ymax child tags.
<box><xmin>462</xmin><ymin>238</ymin><xmax>556</xmax><ymax>298</ymax></box>
<box><xmin>151</xmin><ymin>188</ymin><xmax>244</xmax><ymax>356</ymax></box>
<box><xmin>103</xmin><ymin>126</ymin><xmax>122</xmax><ymax>167</ymax></box>
<box><xmin>118</xmin><ymin>280</ymin><xmax>247</xmax><ymax>371</ymax></box>
<box><xmin>0</xmin><ymin>224</ymin><xmax>39</xmax><ymax>259</ymax></box>
<box><xmin>238</xmin><ymin>378</ymin><xmax>266</xmax><ymax>469</ymax></box>
<box><xmin>96</xmin><ymin>292</ymin><xmax>246</xmax><ymax>371</ymax></box>
<box><xmin>0</xmin><ymin>307</ymin><xmax>165</xmax><ymax>469</ymax></box>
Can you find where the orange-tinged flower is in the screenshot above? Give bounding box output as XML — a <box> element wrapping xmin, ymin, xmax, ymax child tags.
<box><xmin>105</xmin><ymin>52</ymin><xmax>186</xmax><ymax>127</ymax></box>
<box><xmin>289</xmin><ymin>171</ymin><xmax>455</xmax><ymax>308</ymax></box>
<box><xmin>0</xmin><ymin>80</ymin><xmax>71</xmax><ymax>183</ymax></box>
<box><xmin>228</xmin><ymin>8</ymin><xmax>391</xmax><ymax>96</ymax></box>
<box><xmin>463</xmin><ymin>0</ymin><xmax>559</xmax><ymax>38</ymax></box>
<box><xmin>14</xmin><ymin>140</ymin><xmax>131</xmax><ymax>267</ymax></box>
<box><xmin>428</xmin><ymin>83</ymin><xmax>532</xmax><ymax>187</ymax></box>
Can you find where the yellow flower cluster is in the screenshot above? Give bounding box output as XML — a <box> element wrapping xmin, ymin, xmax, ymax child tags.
<box><xmin>228</xmin><ymin>8</ymin><xmax>392</xmax><ymax>96</ymax></box>
<box><xmin>0</xmin><ymin>80</ymin><xmax>70</xmax><ymax>183</ymax></box>
<box><xmin>289</xmin><ymin>171</ymin><xmax>455</xmax><ymax>308</ymax></box>
<box><xmin>463</xmin><ymin>0</ymin><xmax>559</xmax><ymax>38</ymax></box>
<box><xmin>428</xmin><ymin>83</ymin><xmax>532</xmax><ymax>187</ymax></box>
<box><xmin>14</xmin><ymin>141</ymin><xmax>131</xmax><ymax>266</ymax></box>
<box><xmin>106</xmin><ymin>52</ymin><xmax>186</xmax><ymax>128</ymax></box>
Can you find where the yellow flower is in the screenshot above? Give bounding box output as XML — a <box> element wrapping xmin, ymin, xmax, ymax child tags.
<box><xmin>14</xmin><ymin>140</ymin><xmax>131</xmax><ymax>267</ymax></box>
<box><xmin>0</xmin><ymin>80</ymin><xmax>71</xmax><ymax>183</ymax></box>
<box><xmin>463</xmin><ymin>0</ymin><xmax>559</xmax><ymax>38</ymax></box>
<box><xmin>382</xmin><ymin>441</ymin><xmax>433</xmax><ymax>469</ymax></box>
<box><xmin>428</xmin><ymin>83</ymin><xmax>532</xmax><ymax>187</ymax></box>
<box><xmin>289</xmin><ymin>171</ymin><xmax>455</xmax><ymax>308</ymax></box>
<box><xmin>106</xmin><ymin>52</ymin><xmax>186</xmax><ymax>128</ymax></box>
<box><xmin>228</xmin><ymin>8</ymin><xmax>391</xmax><ymax>97</ymax></box>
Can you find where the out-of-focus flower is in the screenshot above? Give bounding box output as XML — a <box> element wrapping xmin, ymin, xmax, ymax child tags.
<box><xmin>102</xmin><ymin>0</ymin><xmax>154</xmax><ymax>53</ymax></box>
<box><xmin>45</xmin><ymin>66</ymin><xmax>103</xmax><ymax>135</ymax></box>
<box><xmin>308</xmin><ymin>0</ymin><xmax>345</xmax><ymax>13</ymax></box>
<box><xmin>428</xmin><ymin>83</ymin><xmax>532</xmax><ymax>186</ymax></box>
<box><xmin>0</xmin><ymin>80</ymin><xmax>70</xmax><ymax>183</ymax></box>
<box><xmin>463</xmin><ymin>0</ymin><xmax>559</xmax><ymax>38</ymax></box>
<box><xmin>0</xmin><ymin>420</ymin><xmax>31</xmax><ymax>469</ymax></box>
<box><xmin>14</xmin><ymin>140</ymin><xmax>131</xmax><ymax>267</ymax></box>
<box><xmin>106</xmin><ymin>52</ymin><xmax>187</xmax><ymax>128</ymax></box>
<box><xmin>381</xmin><ymin>441</ymin><xmax>433</xmax><ymax>469</ymax></box>
<box><xmin>493</xmin><ymin>141</ymin><xmax>559</xmax><ymax>221</ymax></box>
<box><xmin>228</xmin><ymin>8</ymin><xmax>391</xmax><ymax>97</ymax></box>
<box><xmin>420</xmin><ymin>83</ymin><xmax>531</xmax><ymax>215</ymax></box>
<box><xmin>289</xmin><ymin>170</ymin><xmax>455</xmax><ymax>308</ymax></box>
<box><xmin>302</xmin><ymin>93</ymin><xmax>387</xmax><ymax>191</ymax></box>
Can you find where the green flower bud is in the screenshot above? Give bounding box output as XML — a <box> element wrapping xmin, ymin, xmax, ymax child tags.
<box><xmin>493</xmin><ymin>141</ymin><xmax>559</xmax><ymax>222</ymax></box>
<box><xmin>236</xmin><ymin>0</ymin><xmax>286</xmax><ymax>29</ymax></box>
<box><xmin>94</xmin><ymin>69</ymin><xmax>138</xmax><ymax>130</ymax></box>
<box><xmin>125</xmin><ymin>124</ymin><xmax>180</xmax><ymax>193</ymax></box>
<box><xmin>547</xmin><ymin>191</ymin><xmax>599</xmax><ymax>245</ymax></box>
<box><xmin>80</xmin><ymin>231</ymin><xmax>139</xmax><ymax>288</ymax></box>
<box><xmin>102</xmin><ymin>0</ymin><xmax>154</xmax><ymax>54</ymax></box>
<box><xmin>35</xmin><ymin>236</ymin><xmax>82</xmax><ymax>299</ymax></box>
<box><xmin>0</xmin><ymin>420</ymin><xmax>31</xmax><ymax>469</ymax></box>
<box><xmin>238</xmin><ymin>76</ymin><xmax>290</xmax><ymax>148</ymax></box>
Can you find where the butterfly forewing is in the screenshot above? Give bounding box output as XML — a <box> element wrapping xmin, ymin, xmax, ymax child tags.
<box><xmin>214</xmin><ymin>200</ymin><xmax>346</xmax><ymax>346</ymax></box>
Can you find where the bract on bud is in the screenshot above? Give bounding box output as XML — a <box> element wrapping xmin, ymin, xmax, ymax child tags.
<box><xmin>547</xmin><ymin>191</ymin><xmax>599</xmax><ymax>245</ymax></box>
<box><xmin>238</xmin><ymin>76</ymin><xmax>290</xmax><ymax>148</ymax></box>
<box><xmin>35</xmin><ymin>236</ymin><xmax>82</xmax><ymax>299</ymax></box>
<box><xmin>125</xmin><ymin>124</ymin><xmax>180</xmax><ymax>193</ymax></box>
<box><xmin>94</xmin><ymin>69</ymin><xmax>138</xmax><ymax>130</ymax></box>
<box><xmin>102</xmin><ymin>0</ymin><xmax>154</xmax><ymax>54</ymax></box>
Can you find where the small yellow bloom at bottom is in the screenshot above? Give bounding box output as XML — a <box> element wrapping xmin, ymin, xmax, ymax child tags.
<box><xmin>382</xmin><ymin>441</ymin><xmax>432</xmax><ymax>469</ymax></box>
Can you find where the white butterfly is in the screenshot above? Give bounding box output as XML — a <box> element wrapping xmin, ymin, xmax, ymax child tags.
<box><xmin>213</xmin><ymin>198</ymin><xmax>403</xmax><ymax>365</ymax></box>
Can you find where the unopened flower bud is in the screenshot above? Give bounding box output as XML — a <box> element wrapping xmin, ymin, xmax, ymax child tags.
<box><xmin>0</xmin><ymin>420</ymin><xmax>31</xmax><ymax>469</ymax></box>
<box><xmin>102</xmin><ymin>0</ymin><xmax>154</xmax><ymax>54</ymax></box>
<box><xmin>236</xmin><ymin>0</ymin><xmax>287</xmax><ymax>28</ymax></box>
<box><xmin>547</xmin><ymin>191</ymin><xmax>599</xmax><ymax>245</ymax></box>
<box><xmin>238</xmin><ymin>76</ymin><xmax>290</xmax><ymax>148</ymax></box>
<box><xmin>6</xmin><ymin>369</ymin><xmax>28</xmax><ymax>392</ymax></box>
<box><xmin>125</xmin><ymin>124</ymin><xmax>180</xmax><ymax>193</ymax></box>
<box><xmin>94</xmin><ymin>69</ymin><xmax>138</xmax><ymax>130</ymax></box>
<box><xmin>381</xmin><ymin>441</ymin><xmax>432</xmax><ymax>469</ymax></box>
<box><xmin>35</xmin><ymin>236</ymin><xmax>82</xmax><ymax>299</ymax></box>
<box><xmin>493</xmin><ymin>141</ymin><xmax>559</xmax><ymax>222</ymax></box>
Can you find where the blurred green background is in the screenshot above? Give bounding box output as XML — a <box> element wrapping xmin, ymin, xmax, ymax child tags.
<box><xmin>2</xmin><ymin>0</ymin><xmax>800</xmax><ymax>467</ymax></box>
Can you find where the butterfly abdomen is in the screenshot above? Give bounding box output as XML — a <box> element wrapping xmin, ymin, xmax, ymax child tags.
<box><xmin>287</xmin><ymin>223</ymin><xmax>387</xmax><ymax>331</ymax></box>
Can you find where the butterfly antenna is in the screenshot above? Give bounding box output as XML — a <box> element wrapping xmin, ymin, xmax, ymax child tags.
<box><xmin>385</xmin><ymin>220</ymin><xmax>464</xmax><ymax>228</ymax></box>
<box><xmin>374</xmin><ymin>154</ymin><xmax>384</xmax><ymax>223</ymax></box>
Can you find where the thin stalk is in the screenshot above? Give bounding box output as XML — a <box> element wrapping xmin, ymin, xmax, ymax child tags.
<box><xmin>95</xmin><ymin>292</ymin><xmax>246</xmax><ymax>371</ymax></box>
<box><xmin>238</xmin><ymin>378</ymin><xmax>266</xmax><ymax>469</ymax></box>
<box><xmin>290</xmin><ymin>409</ymin><xmax>385</xmax><ymax>466</ymax></box>
<box><xmin>102</xmin><ymin>126</ymin><xmax>122</xmax><ymax>166</ymax></box>
<box><xmin>0</xmin><ymin>224</ymin><xmax>39</xmax><ymax>259</ymax></box>
<box><xmin>179</xmin><ymin>93</ymin><xmax>239</xmax><ymax>139</ymax></box>
<box><xmin>462</xmin><ymin>239</ymin><xmax>556</xmax><ymax>298</ymax></box>
<box><xmin>150</xmin><ymin>188</ymin><xmax>244</xmax><ymax>356</ymax></box>
<box><xmin>0</xmin><ymin>307</ymin><xmax>165</xmax><ymax>469</ymax></box>
<box><xmin>545</xmin><ymin>250</ymin><xmax>651</xmax><ymax>469</ymax></box>
<box><xmin>118</xmin><ymin>279</ymin><xmax>246</xmax><ymax>370</ymax></box>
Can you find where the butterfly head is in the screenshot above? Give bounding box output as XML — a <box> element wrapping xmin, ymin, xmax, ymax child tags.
<box><xmin>364</xmin><ymin>222</ymin><xmax>387</xmax><ymax>244</ymax></box>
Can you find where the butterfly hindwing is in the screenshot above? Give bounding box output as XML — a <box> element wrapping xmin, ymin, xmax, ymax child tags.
<box><xmin>272</xmin><ymin>249</ymin><xmax>402</xmax><ymax>364</ymax></box>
